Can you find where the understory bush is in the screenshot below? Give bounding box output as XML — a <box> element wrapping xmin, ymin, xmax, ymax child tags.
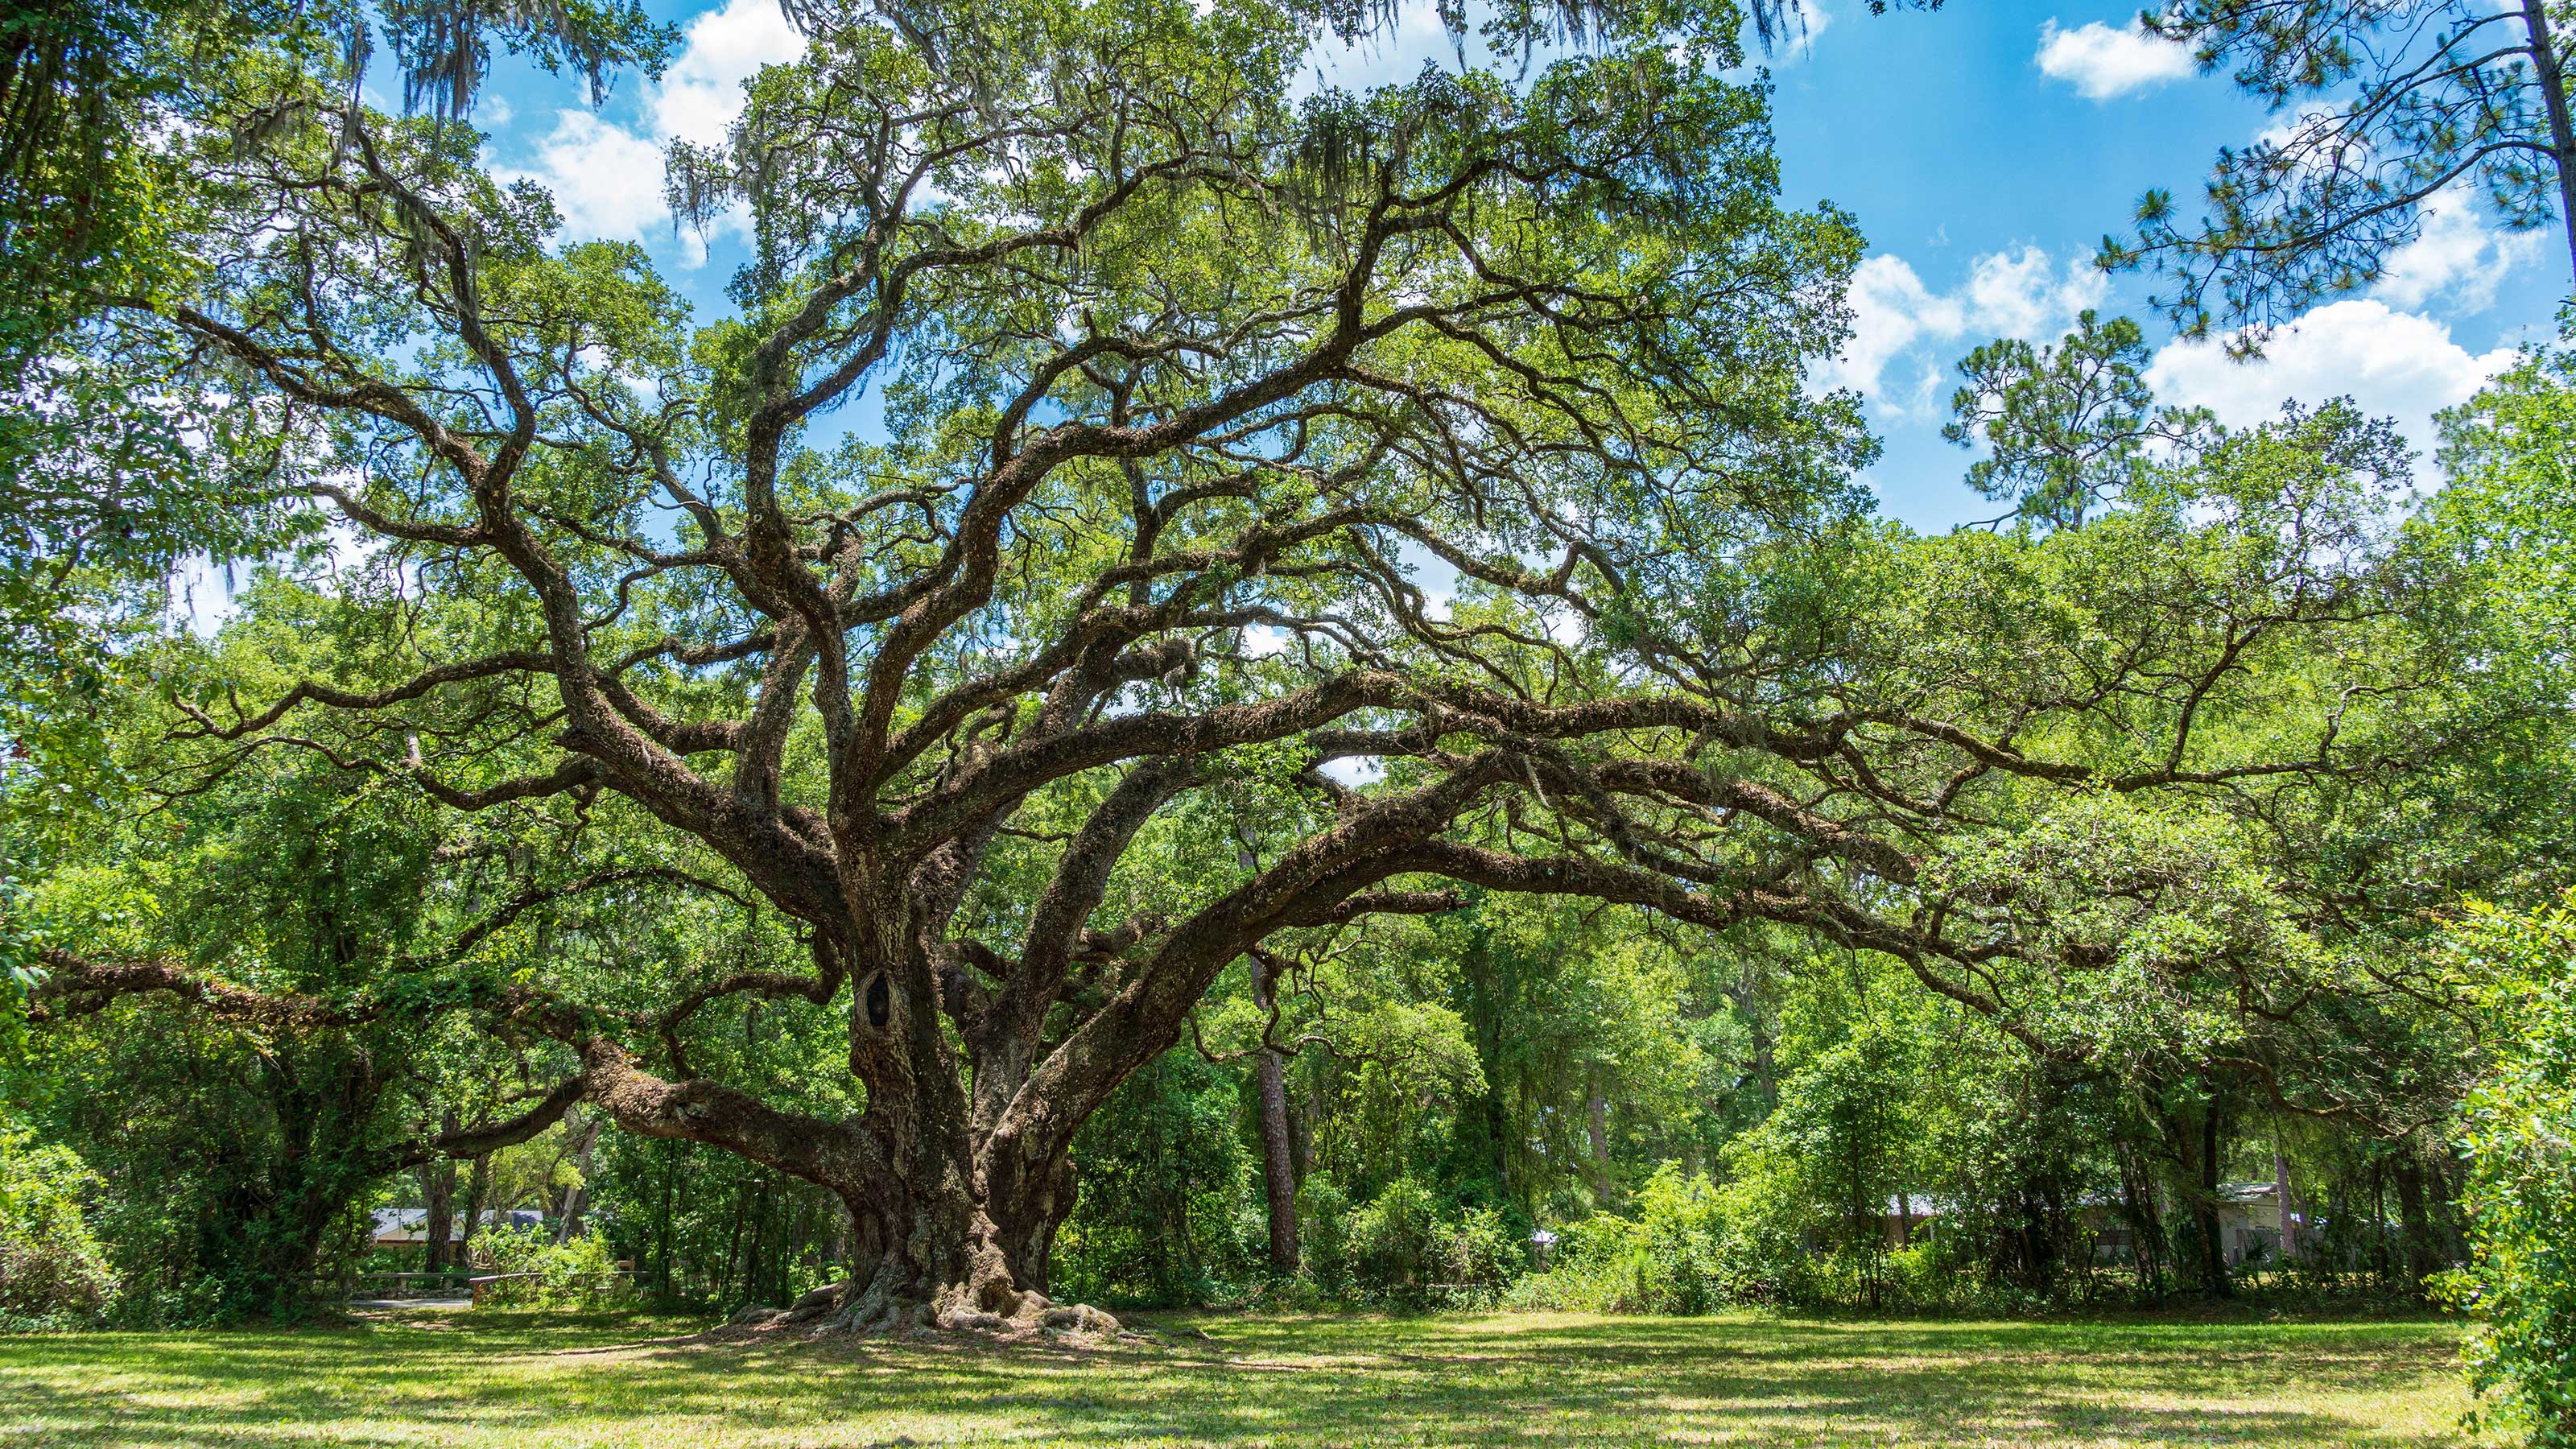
<box><xmin>1506</xmin><ymin>1165</ymin><xmax>1747</xmax><ymax>1314</ymax></box>
<box><xmin>1290</xmin><ymin>1177</ymin><xmax>1519</xmax><ymax>1307</ymax></box>
<box><xmin>1504</xmin><ymin>1162</ymin><xmax>2133</xmax><ymax>1317</ymax></box>
<box><xmin>2438</xmin><ymin>898</ymin><xmax>2576</xmax><ymax>1448</ymax></box>
<box><xmin>0</xmin><ymin>1131</ymin><xmax>118</xmax><ymax>1328</ymax></box>
<box><xmin>1051</xmin><ymin>1051</ymin><xmax>1264</xmax><ymax>1308</ymax></box>
<box><xmin>468</xmin><ymin>1225</ymin><xmax>633</xmax><ymax>1307</ymax></box>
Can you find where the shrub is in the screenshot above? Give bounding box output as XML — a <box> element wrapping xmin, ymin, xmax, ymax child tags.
<box><xmin>1439</xmin><ymin>1207</ymin><xmax>1518</xmax><ymax>1293</ymax></box>
<box><xmin>2438</xmin><ymin>897</ymin><xmax>2576</xmax><ymax>1448</ymax></box>
<box><xmin>0</xmin><ymin>1132</ymin><xmax>118</xmax><ymax>1327</ymax></box>
<box><xmin>1307</xmin><ymin>1180</ymin><xmax>1521</xmax><ymax>1306</ymax></box>
<box><xmin>1345</xmin><ymin>1177</ymin><xmax>1442</xmax><ymax>1298</ymax></box>
<box><xmin>1294</xmin><ymin>1176</ymin><xmax>1352</xmax><ymax>1291</ymax></box>
<box><xmin>468</xmin><ymin>1224</ymin><xmax>632</xmax><ymax>1308</ymax></box>
<box><xmin>1509</xmin><ymin>1164</ymin><xmax>1746</xmax><ymax>1315</ymax></box>
<box><xmin>1050</xmin><ymin>1052</ymin><xmax>1262</xmax><ymax>1308</ymax></box>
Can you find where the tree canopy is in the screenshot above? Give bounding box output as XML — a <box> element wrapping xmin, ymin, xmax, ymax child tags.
<box><xmin>2</xmin><ymin>0</ymin><xmax>2570</xmax><ymax>1359</ymax></box>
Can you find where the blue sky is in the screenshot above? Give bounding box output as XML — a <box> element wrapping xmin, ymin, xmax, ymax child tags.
<box><xmin>467</xmin><ymin>0</ymin><xmax>2569</xmax><ymax>531</ymax></box>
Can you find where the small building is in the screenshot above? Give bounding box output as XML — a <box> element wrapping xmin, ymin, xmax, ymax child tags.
<box><xmin>1876</xmin><ymin>1183</ymin><xmax>2313</xmax><ymax>1266</ymax></box>
<box><xmin>370</xmin><ymin>1208</ymin><xmax>546</xmax><ymax>1249</ymax></box>
<box><xmin>2211</xmin><ymin>1180</ymin><xmax>2307</xmax><ymax>1265</ymax></box>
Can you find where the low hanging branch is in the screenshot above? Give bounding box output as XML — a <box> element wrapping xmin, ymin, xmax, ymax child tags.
<box><xmin>73</xmin><ymin>0</ymin><xmax>2459</xmax><ymax>1334</ymax></box>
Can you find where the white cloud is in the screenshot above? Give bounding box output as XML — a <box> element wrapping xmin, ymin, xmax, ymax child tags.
<box><xmin>1834</xmin><ymin>254</ymin><xmax>1963</xmax><ymax>404</ymax></box>
<box><xmin>1320</xmin><ymin>755</ymin><xmax>1386</xmax><ymax>786</ymax></box>
<box><xmin>1300</xmin><ymin>0</ymin><xmax>1462</xmax><ymax>97</ymax></box>
<box><xmin>502</xmin><ymin>0</ymin><xmax>805</xmax><ymax>250</ymax></box>
<box><xmin>654</xmin><ymin>0</ymin><xmax>807</xmax><ymax>147</ymax></box>
<box><xmin>2145</xmin><ymin>299</ymin><xmax>2515</xmax><ymax>444</ymax></box>
<box><xmin>2375</xmin><ymin>186</ymin><xmax>2544</xmax><ymax>313</ymax></box>
<box><xmin>1963</xmin><ymin>245</ymin><xmax>2109</xmax><ymax>340</ymax></box>
<box><xmin>515</xmin><ymin>110</ymin><xmax>671</xmax><ymax>243</ymax></box>
<box><xmin>2035</xmin><ymin>19</ymin><xmax>2194</xmax><ymax>101</ymax></box>
<box><xmin>1770</xmin><ymin>0</ymin><xmax>1832</xmax><ymax>65</ymax></box>
<box><xmin>1830</xmin><ymin>246</ymin><xmax>2106</xmax><ymax>408</ymax></box>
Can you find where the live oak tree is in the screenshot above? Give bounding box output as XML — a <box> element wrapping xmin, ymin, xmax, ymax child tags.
<box><xmin>39</xmin><ymin>0</ymin><xmax>2487</xmax><ymax>1331</ymax></box>
<box><xmin>0</xmin><ymin>0</ymin><xmax>671</xmax><ymax>848</ymax></box>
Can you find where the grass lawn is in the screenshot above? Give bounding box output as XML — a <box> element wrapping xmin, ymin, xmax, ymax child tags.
<box><xmin>0</xmin><ymin>1306</ymin><xmax>2471</xmax><ymax>1447</ymax></box>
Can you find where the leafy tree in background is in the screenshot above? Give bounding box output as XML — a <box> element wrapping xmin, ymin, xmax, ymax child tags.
<box><xmin>1943</xmin><ymin>310</ymin><xmax>2212</xmax><ymax>529</ymax></box>
<box><xmin>0</xmin><ymin>0</ymin><xmax>669</xmax><ymax>836</ymax></box>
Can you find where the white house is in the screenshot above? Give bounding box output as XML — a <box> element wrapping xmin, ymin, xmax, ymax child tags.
<box><xmin>1877</xmin><ymin>1183</ymin><xmax>2312</xmax><ymax>1266</ymax></box>
<box><xmin>369</xmin><ymin>1207</ymin><xmax>545</xmax><ymax>1249</ymax></box>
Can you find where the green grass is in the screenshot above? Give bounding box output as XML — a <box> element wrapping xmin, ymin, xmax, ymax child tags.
<box><xmin>0</xmin><ymin>1305</ymin><xmax>2472</xmax><ymax>1447</ymax></box>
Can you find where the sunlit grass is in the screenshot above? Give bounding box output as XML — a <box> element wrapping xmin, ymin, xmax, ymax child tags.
<box><xmin>0</xmin><ymin>1305</ymin><xmax>2471</xmax><ymax>1447</ymax></box>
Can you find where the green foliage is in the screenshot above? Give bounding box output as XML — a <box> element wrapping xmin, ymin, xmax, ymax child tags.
<box><xmin>2438</xmin><ymin>896</ymin><xmax>2576</xmax><ymax>1447</ymax></box>
<box><xmin>1943</xmin><ymin>311</ymin><xmax>2213</xmax><ymax>527</ymax></box>
<box><xmin>2106</xmin><ymin>0</ymin><xmax>2575</xmax><ymax>338</ymax></box>
<box><xmin>465</xmin><ymin>1224</ymin><xmax>634</xmax><ymax>1308</ymax></box>
<box><xmin>2427</xmin><ymin>335</ymin><xmax>2576</xmax><ymax>712</ymax></box>
<box><xmin>1342</xmin><ymin>1175</ymin><xmax>1444</xmax><ymax>1294</ymax></box>
<box><xmin>0</xmin><ymin>1129</ymin><xmax>118</xmax><ymax>1328</ymax></box>
<box><xmin>1293</xmin><ymin>1175</ymin><xmax>1517</xmax><ymax>1307</ymax></box>
<box><xmin>1509</xmin><ymin>1164</ymin><xmax>1732</xmax><ymax>1314</ymax></box>
<box><xmin>1052</xmin><ymin>1051</ymin><xmax>1263</xmax><ymax>1309</ymax></box>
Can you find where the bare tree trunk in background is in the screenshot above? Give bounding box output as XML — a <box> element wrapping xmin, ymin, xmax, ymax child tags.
<box><xmin>2429</xmin><ymin>1156</ymin><xmax>2473</xmax><ymax>1266</ymax></box>
<box><xmin>555</xmin><ymin>1108</ymin><xmax>602</xmax><ymax>1244</ymax></box>
<box><xmin>1250</xmin><ymin>952</ymin><xmax>1300</xmax><ymax>1274</ymax></box>
<box><xmin>2117</xmin><ymin>1161</ymin><xmax>2164</xmax><ymax>1292</ymax></box>
<box><xmin>2392</xmin><ymin>1155</ymin><xmax>2446</xmax><ymax>1296</ymax></box>
<box><xmin>2181</xmin><ymin>1101</ymin><xmax>2230</xmax><ymax>1298</ymax></box>
<box><xmin>423</xmin><ymin>1111</ymin><xmax>458</xmax><ymax>1274</ymax></box>
<box><xmin>458</xmin><ymin>1152</ymin><xmax>492</xmax><ymax>1265</ymax></box>
<box><xmin>1586</xmin><ymin>1077</ymin><xmax>1613</xmax><ymax>1201</ymax></box>
<box><xmin>2273</xmin><ymin>1137</ymin><xmax>2297</xmax><ymax>1261</ymax></box>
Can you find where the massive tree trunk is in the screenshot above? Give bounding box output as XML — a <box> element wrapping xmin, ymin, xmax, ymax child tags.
<box><xmin>573</xmin><ymin>924</ymin><xmax>1120</xmax><ymax>1335</ymax></box>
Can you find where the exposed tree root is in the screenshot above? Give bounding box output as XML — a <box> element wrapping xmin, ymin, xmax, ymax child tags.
<box><xmin>729</xmin><ymin>1278</ymin><xmax>1124</xmax><ymax>1344</ymax></box>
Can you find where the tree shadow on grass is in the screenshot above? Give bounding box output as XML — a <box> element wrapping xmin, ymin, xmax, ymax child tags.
<box><xmin>0</xmin><ymin>1309</ymin><xmax>2467</xmax><ymax>1448</ymax></box>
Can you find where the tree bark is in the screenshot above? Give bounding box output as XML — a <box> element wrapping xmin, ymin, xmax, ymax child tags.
<box><xmin>2180</xmin><ymin>1100</ymin><xmax>2231</xmax><ymax>1298</ymax></box>
<box><xmin>1250</xmin><ymin>953</ymin><xmax>1301</xmax><ymax>1275</ymax></box>
<box><xmin>2516</xmin><ymin>0</ymin><xmax>2576</xmax><ymax>284</ymax></box>
<box><xmin>2272</xmin><ymin>1137</ymin><xmax>2297</xmax><ymax>1262</ymax></box>
<box><xmin>423</xmin><ymin>1121</ymin><xmax>457</xmax><ymax>1274</ymax></box>
<box><xmin>576</xmin><ymin>1017</ymin><xmax>1108</xmax><ymax>1334</ymax></box>
<box><xmin>2391</xmin><ymin>1155</ymin><xmax>2446</xmax><ymax>1296</ymax></box>
<box><xmin>458</xmin><ymin>1152</ymin><xmax>491</xmax><ymax>1263</ymax></box>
